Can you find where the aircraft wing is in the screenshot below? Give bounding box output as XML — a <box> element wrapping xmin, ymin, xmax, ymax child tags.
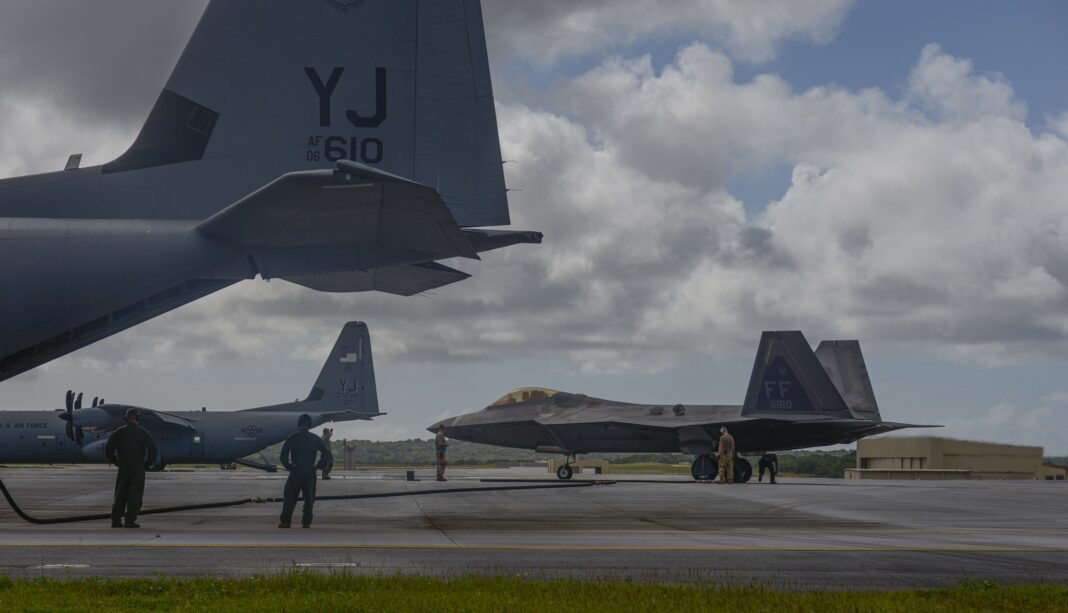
<box><xmin>529</xmin><ymin>411</ymin><xmax>939</xmax><ymax>454</ymax></box>
<box><xmin>198</xmin><ymin>160</ymin><xmax>477</xmax><ymax>260</ymax></box>
<box><xmin>532</xmin><ymin>406</ymin><xmax>753</xmax><ymax>430</ymax></box>
<box><xmin>136</xmin><ymin>409</ymin><xmax>197</xmax><ymax>432</ymax></box>
<box><xmin>77</xmin><ymin>405</ymin><xmax>196</xmax><ymax>434</ymax></box>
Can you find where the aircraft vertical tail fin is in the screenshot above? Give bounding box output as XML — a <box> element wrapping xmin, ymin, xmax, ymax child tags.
<box><xmin>741</xmin><ymin>332</ymin><xmax>852</xmax><ymax>419</ymax></box>
<box><xmin>815</xmin><ymin>340</ymin><xmax>882</xmax><ymax>421</ymax></box>
<box><xmin>105</xmin><ymin>0</ymin><xmax>509</xmax><ymax>227</ymax></box>
<box><xmin>305</xmin><ymin>321</ymin><xmax>380</xmax><ymax>417</ymax></box>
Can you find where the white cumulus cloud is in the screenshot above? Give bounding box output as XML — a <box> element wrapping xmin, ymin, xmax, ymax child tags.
<box><xmin>483</xmin><ymin>0</ymin><xmax>855</xmax><ymax>65</ymax></box>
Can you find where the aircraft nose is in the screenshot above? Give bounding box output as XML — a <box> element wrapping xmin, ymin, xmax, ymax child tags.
<box><xmin>428</xmin><ymin>417</ymin><xmax>457</xmax><ymax>433</ymax></box>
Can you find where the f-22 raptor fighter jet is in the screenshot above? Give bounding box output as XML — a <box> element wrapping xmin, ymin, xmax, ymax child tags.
<box><xmin>0</xmin><ymin>322</ymin><xmax>379</xmax><ymax>471</ymax></box>
<box><xmin>432</xmin><ymin>332</ymin><xmax>936</xmax><ymax>482</ymax></box>
<box><xmin>0</xmin><ymin>0</ymin><xmax>540</xmax><ymax>383</ymax></box>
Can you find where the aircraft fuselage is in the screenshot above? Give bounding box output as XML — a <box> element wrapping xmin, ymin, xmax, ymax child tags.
<box><xmin>0</xmin><ymin>408</ymin><xmax>328</xmax><ymax>466</ymax></box>
<box><xmin>435</xmin><ymin>396</ymin><xmax>904</xmax><ymax>456</ymax></box>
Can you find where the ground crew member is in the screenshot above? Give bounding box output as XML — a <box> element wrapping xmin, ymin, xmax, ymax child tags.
<box><xmin>758</xmin><ymin>452</ymin><xmax>779</xmax><ymax>484</ymax></box>
<box><xmin>278</xmin><ymin>414</ymin><xmax>331</xmax><ymax>529</ymax></box>
<box><xmin>435</xmin><ymin>425</ymin><xmax>449</xmax><ymax>482</ymax></box>
<box><xmin>717</xmin><ymin>426</ymin><xmax>735</xmax><ymax>484</ymax></box>
<box><xmin>105</xmin><ymin>408</ymin><xmax>159</xmax><ymax>529</ymax></box>
<box><xmin>320</xmin><ymin>427</ymin><xmax>334</xmax><ymax>480</ymax></box>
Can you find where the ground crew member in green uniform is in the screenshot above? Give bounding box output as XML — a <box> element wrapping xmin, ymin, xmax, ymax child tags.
<box><xmin>278</xmin><ymin>414</ymin><xmax>331</xmax><ymax>529</ymax></box>
<box><xmin>320</xmin><ymin>427</ymin><xmax>334</xmax><ymax>480</ymax></box>
<box><xmin>105</xmin><ymin>408</ymin><xmax>159</xmax><ymax>528</ymax></box>
<box><xmin>435</xmin><ymin>425</ymin><xmax>449</xmax><ymax>482</ymax></box>
<box><xmin>717</xmin><ymin>426</ymin><xmax>735</xmax><ymax>484</ymax></box>
<box><xmin>758</xmin><ymin>452</ymin><xmax>778</xmax><ymax>484</ymax></box>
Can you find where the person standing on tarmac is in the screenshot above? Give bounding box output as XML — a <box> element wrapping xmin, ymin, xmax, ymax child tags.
<box><xmin>717</xmin><ymin>426</ymin><xmax>735</xmax><ymax>484</ymax></box>
<box><xmin>435</xmin><ymin>425</ymin><xmax>449</xmax><ymax>482</ymax></box>
<box><xmin>278</xmin><ymin>414</ymin><xmax>332</xmax><ymax>529</ymax></box>
<box><xmin>105</xmin><ymin>408</ymin><xmax>159</xmax><ymax>529</ymax></box>
<box><xmin>758</xmin><ymin>452</ymin><xmax>779</xmax><ymax>484</ymax></box>
<box><xmin>320</xmin><ymin>427</ymin><xmax>334</xmax><ymax>480</ymax></box>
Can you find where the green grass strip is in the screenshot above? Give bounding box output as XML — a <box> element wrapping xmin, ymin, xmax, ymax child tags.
<box><xmin>0</xmin><ymin>575</ymin><xmax>1064</xmax><ymax>612</ymax></box>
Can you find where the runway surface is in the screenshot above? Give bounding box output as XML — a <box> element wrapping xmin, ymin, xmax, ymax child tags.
<box><xmin>0</xmin><ymin>466</ymin><xmax>1065</xmax><ymax>589</ymax></box>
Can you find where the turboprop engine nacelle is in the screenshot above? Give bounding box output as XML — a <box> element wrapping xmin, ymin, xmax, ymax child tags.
<box><xmin>71</xmin><ymin>407</ymin><xmax>124</xmax><ymax>430</ymax></box>
<box><xmin>81</xmin><ymin>439</ymin><xmax>109</xmax><ymax>462</ymax></box>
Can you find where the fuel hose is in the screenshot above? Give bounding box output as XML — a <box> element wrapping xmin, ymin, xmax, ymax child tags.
<box><xmin>0</xmin><ymin>478</ymin><xmax>612</xmax><ymax>525</ymax></box>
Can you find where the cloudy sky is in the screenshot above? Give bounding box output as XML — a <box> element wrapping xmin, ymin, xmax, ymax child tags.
<box><xmin>1</xmin><ymin>1</ymin><xmax>1067</xmax><ymax>453</ymax></box>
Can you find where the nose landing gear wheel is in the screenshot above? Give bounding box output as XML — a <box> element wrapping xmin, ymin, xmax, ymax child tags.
<box><xmin>556</xmin><ymin>464</ymin><xmax>574</xmax><ymax>480</ymax></box>
<box><xmin>734</xmin><ymin>457</ymin><xmax>752</xmax><ymax>484</ymax></box>
<box><xmin>691</xmin><ymin>454</ymin><xmax>718</xmax><ymax>480</ymax></box>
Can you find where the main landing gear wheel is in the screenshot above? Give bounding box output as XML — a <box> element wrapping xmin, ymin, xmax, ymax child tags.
<box><xmin>691</xmin><ymin>454</ymin><xmax>718</xmax><ymax>481</ymax></box>
<box><xmin>734</xmin><ymin>457</ymin><xmax>752</xmax><ymax>484</ymax></box>
<box><xmin>556</xmin><ymin>464</ymin><xmax>574</xmax><ymax>480</ymax></box>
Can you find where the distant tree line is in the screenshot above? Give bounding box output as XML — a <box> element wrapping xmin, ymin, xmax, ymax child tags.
<box><xmin>251</xmin><ymin>440</ymin><xmax>857</xmax><ymax>478</ymax></box>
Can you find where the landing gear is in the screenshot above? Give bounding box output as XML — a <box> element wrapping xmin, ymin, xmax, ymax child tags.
<box><xmin>556</xmin><ymin>453</ymin><xmax>577</xmax><ymax>480</ymax></box>
<box><xmin>734</xmin><ymin>457</ymin><xmax>752</xmax><ymax>484</ymax></box>
<box><xmin>691</xmin><ymin>454</ymin><xmax>718</xmax><ymax>480</ymax></box>
<box><xmin>692</xmin><ymin>455</ymin><xmax>751</xmax><ymax>483</ymax></box>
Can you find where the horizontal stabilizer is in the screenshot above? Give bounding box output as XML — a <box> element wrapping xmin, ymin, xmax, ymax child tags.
<box><xmin>284</xmin><ymin>262</ymin><xmax>470</xmax><ymax>297</ymax></box>
<box><xmin>741</xmin><ymin>331</ymin><xmax>852</xmax><ymax>419</ymax></box>
<box><xmin>463</xmin><ymin>229</ymin><xmax>544</xmax><ymax>253</ymax></box>
<box><xmin>816</xmin><ymin>340</ymin><xmax>881</xmax><ymax>421</ymax></box>
<box><xmin>197</xmin><ymin>162</ymin><xmax>477</xmax><ymax>260</ymax></box>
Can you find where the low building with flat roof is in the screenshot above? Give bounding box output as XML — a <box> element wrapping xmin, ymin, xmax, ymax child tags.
<box><xmin>1039</xmin><ymin>462</ymin><xmax>1068</xmax><ymax>481</ymax></box>
<box><xmin>845</xmin><ymin>437</ymin><xmax>1056</xmax><ymax>480</ymax></box>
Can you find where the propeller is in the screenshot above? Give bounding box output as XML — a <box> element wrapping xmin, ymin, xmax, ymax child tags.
<box><xmin>60</xmin><ymin>389</ymin><xmax>88</xmax><ymax>445</ymax></box>
<box><xmin>62</xmin><ymin>390</ymin><xmax>75</xmax><ymax>442</ymax></box>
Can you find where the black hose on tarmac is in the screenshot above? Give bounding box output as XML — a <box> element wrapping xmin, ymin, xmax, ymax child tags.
<box><xmin>0</xmin><ymin>478</ymin><xmax>611</xmax><ymax>525</ymax></box>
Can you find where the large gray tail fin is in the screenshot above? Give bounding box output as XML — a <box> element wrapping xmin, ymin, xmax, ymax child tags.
<box><xmin>106</xmin><ymin>0</ymin><xmax>508</xmax><ymax>227</ymax></box>
<box><xmin>815</xmin><ymin>340</ymin><xmax>881</xmax><ymax>421</ymax></box>
<box><xmin>305</xmin><ymin>321</ymin><xmax>380</xmax><ymax>417</ymax></box>
<box><xmin>741</xmin><ymin>331</ymin><xmax>853</xmax><ymax>419</ymax></box>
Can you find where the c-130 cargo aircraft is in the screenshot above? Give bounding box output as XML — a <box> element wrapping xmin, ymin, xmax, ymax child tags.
<box><xmin>0</xmin><ymin>322</ymin><xmax>379</xmax><ymax>471</ymax></box>
<box><xmin>433</xmin><ymin>332</ymin><xmax>937</xmax><ymax>482</ymax></box>
<box><xmin>0</xmin><ymin>0</ymin><xmax>540</xmax><ymax>383</ymax></box>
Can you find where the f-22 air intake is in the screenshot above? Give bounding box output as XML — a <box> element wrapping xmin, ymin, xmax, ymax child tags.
<box><xmin>0</xmin><ymin>0</ymin><xmax>541</xmax><ymax>382</ymax></box>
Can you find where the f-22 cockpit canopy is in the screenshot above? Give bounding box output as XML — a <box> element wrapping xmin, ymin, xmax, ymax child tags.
<box><xmin>490</xmin><ymin>388</ymin><xmax>558</xmax><ymax>407</ymax></box>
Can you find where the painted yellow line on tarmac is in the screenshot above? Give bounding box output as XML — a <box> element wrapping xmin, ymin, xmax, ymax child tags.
<box><xmin>0</xmin><ymin>543</ymin><xmax>1065</xmax><ymax>553</ymax></box>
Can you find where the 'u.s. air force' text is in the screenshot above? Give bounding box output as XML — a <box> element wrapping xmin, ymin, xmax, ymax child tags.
<box><xmin>305</xmin><ymin>66</ymin><xmax>386</xmax><ymax>165</ymax></box>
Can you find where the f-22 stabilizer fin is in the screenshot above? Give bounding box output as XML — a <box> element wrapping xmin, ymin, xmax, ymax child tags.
<box><xmin>815</xmin><ymin>340</ymin><xmax>881</xmax><ymax>421</ymax></box>
<box><xmin>741</xmin><ymin>331</ymin><xmax>853</xmax><ymax>420</ymax></box>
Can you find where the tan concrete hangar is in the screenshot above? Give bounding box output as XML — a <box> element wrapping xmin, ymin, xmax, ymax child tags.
<box><xmin>433</xmin><ymin>331</ymin><xmax>937</xmax><ymax>481</ymax></box>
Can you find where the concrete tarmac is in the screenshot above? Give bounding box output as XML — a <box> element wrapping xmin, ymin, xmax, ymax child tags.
<box><xmin>0</xmin><ymin>466</ymin><xmax>1065</xmax><ymax>589</ymax></box>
